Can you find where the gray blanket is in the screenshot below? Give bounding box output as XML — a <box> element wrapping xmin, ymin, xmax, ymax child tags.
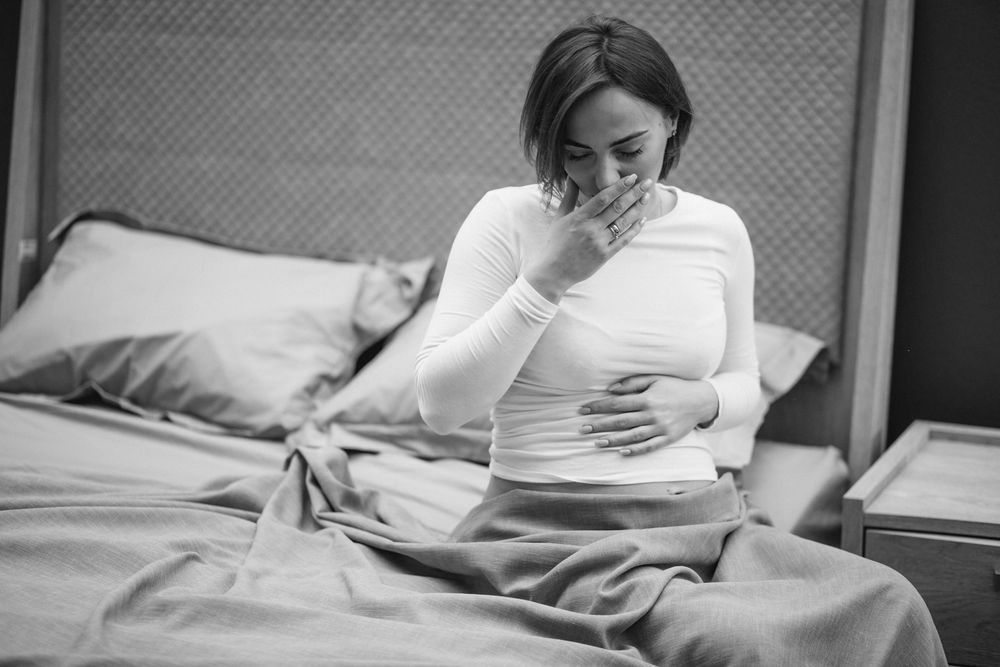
<box><xmin>0</xmin><ymin>444</ymin><xmax>944</xmax><ymax>665</ymax></box>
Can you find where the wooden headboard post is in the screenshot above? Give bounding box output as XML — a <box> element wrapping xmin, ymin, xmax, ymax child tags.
<box><xmin>842</xmin><ymin>0</ymin><xmax>913</xmax><ymax>481</ymax></box>
<box><xmin>2</xmin><ymin>0</ymin><xmax>44</xmax><ymax>327</ymax></box>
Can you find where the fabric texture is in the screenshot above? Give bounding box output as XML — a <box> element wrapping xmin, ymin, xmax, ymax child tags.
<box><xmin>302</xmin><ymin>299</ymin><xmax>494</xmax><ymax>462</ymax></box>
<box><xmin>416</xmin><ymin>184</ymin><xmax>760</xmax><ymax>484</ymax></box>
<box><xmin>0</xmin><ymin>218</ymin><xmax>431</xmax><ymax>437</ymax></box>
<box><xmin>0</xmin><ymin>392</ymin><xmax>288</xmax><ymax>489</ymax></box>
<box><xmin>0</xmin><ymin>392</ymin><xmax>489</xmax><ymax>539</ymax></box>
<box><xmin>0</xmin><ymin>440</ymin><xmax>946</xmax><ymax>665</ymax></box>
<box><xmin>310</xmin><ymin>298</ymin><xmax>824</xmax><ymax>467</ymax></box>
<box><xmin>742</xmin><ymin>439</ymin><xmax>848</xmax><ymax>544</ymax></box>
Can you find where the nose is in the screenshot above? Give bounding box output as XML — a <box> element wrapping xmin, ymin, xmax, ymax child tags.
<box><xmin>594</xmin><ymin>156</ymin><xmax>623</xmax><ymax>193</ymax></box>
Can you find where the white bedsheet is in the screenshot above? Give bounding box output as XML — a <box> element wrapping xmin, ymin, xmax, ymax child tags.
<box><xmin>0</xmin><ymin>393</ymin><xmax>489</xmax><ymax>537</ymax></box>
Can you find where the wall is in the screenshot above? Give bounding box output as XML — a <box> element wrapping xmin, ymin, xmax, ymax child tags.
<box><xmin>887</xmin><ymin>0</ymin><xmax>1000</xmax><ymax>440</ymax></box>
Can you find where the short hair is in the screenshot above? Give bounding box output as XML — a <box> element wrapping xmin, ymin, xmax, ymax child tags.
<box><xmin>520</xmin><ymin>15</ymin><xmax>693</xmax><ymax>201</ymax></box>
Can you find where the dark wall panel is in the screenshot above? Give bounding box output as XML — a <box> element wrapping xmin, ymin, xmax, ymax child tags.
<box><xmin>888</xmin><ymin>0</ymin><xmax>1000</xmax><ymax>440</ymax></box>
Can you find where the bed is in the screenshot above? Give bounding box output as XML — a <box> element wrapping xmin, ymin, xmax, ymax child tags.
<box><xmin>0</xmin><ymin>0</ymin><xmax>913</xmax><ymax>663</ymax></box>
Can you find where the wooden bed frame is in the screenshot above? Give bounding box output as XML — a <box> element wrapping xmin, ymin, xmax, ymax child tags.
<box><xmin>3</xmin><ymin>0</ymin><xmax>913</xmax><ymax>484</ymax></box>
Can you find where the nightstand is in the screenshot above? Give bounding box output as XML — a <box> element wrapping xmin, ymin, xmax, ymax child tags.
<box><xmin>843</xmin><ymin>421</ymin><xmax>1000</xmax><ymax>666</ymax></box>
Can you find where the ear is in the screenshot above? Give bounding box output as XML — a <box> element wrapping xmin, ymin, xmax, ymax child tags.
<box><xmin>668</xmin><ymin>114</ymin><xmax>679</xmax><ymax>136</ymax></box>
<box><xmin>659</xmin><ymin>112</ymin><xmax>678</xmax><ymax>138</ymax></box>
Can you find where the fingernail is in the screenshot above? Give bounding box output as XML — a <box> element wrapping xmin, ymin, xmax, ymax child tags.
<box><xmin>620</xmin><ymin>448</ymin><xmax>632</xmax><ymax>456</ymax></box>
<box><xmin>624</xmin><ymin>174</ymin><xmax>637</xmax><ymax>186</ymax></box>
<box><xmin>595</xmin><ymin>439</ymin><xmax>609</xmax><ymax>447</ymax></box>
<box><xmin>579</xmin><ymin>424</ymin><xmax>593</xmax><ymax>434</ymax></box>
<box><xmin>578</xmin><ymin>407</ymin><xmax>591</xmax><ymax>415</ymax></box>
<box><xmin>608</xmin><ymin>382</ymin><xmax>621</xmax><ymax>391</ymax></box>
<box><xmin>639</xmin><ymin>178</ymin><xmax>652</xmax><ymax>191</ymax></box>
<box><xmin>640</xmin><ymin>193</ymin><xmax>650</xmax><ymax>205</ymax></box>
<box><xmin>639</xmin><ymin>217</ymin><xmax>647</xmax><ymax>226</ymax></box>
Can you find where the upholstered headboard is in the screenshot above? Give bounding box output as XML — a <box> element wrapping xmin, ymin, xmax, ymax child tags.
<box><xmin>4</xmin><ymin>0</ymin><xmax>912</xmax><ymax>480</ymax></box>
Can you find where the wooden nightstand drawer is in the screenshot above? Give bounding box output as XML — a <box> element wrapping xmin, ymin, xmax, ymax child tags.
<box><xmin>866</xmin><ymin>530</ymin><xmax>1000</xmax><ymax>666</ymax></box>
<box><xmin>844</xmin><ymin>421</ymin><xmax>1000</xmax><ymax>666</ymax></box>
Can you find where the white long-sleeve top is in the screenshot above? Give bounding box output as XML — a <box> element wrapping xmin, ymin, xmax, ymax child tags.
<box><xmin>416</xmin><ymin>184</ymin><xmax>760</xmax><ymax>484</ymax></box>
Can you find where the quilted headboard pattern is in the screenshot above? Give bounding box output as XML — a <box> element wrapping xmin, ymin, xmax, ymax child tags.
<box><xmin>51</xmin><ymin>0</ymin><xmax>862</xmax><ymax>349</ymax></box>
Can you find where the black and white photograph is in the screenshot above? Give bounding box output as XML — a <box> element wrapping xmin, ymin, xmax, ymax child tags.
<box><xmin>0</xmin><ymin>1</ymin><xmax>996</xmax><ymax>664</ymax></box>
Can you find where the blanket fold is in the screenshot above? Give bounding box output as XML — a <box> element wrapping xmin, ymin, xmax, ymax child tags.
<box><xmin>0</xmin><ymin>444</ymin><xmax>945</xmax><ymax>666</ymax></box>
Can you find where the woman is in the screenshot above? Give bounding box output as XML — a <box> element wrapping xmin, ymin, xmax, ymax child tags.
<box><xmin>416</xmin><ymin>15</ymin><xmax>758</xmax><ymax>496</ymax></box>
<box><xmin>416</xmin><ymin>15</ymin><xmax>944</xmax><ymax>665</ymax></box>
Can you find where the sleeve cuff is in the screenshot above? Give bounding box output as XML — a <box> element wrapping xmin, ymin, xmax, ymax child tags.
<box><xmin>695</xmin><ymin>378</ymin><xmax>723</xmax><ymax>431</ymax></box>
<box><xmin>511</xmin><ymin>274</ymin><xmax>561</xmax><ymax>321</ymax></box>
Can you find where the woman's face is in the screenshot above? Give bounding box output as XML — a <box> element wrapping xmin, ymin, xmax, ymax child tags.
<box><xmin>563</xmin><ymin>86</ymin><xmax>674</xmax><ymax>201</ymax></box>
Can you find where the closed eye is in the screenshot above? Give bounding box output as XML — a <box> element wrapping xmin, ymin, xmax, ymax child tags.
<box><xmin>565</xmin><ymin>146</ymin><xmax>644</xmax><ymax>162</ymax></box>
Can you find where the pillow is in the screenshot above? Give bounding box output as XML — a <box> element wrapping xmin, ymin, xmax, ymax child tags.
<box><xmin>0</xmin><ymin>218</ymin><xmax>432</xmax><ymax>437</ymax></box>
<box><xmin>754</xmin><ymin>321</ymin><xmax>829</xmax><ymax>401</ymax></box>
<box><xmin>303</xmin><ymin>299</ymin><xmax>826</xmax><ymax>467</ymax></box>
<box><xmin>297</xmin><ymin>299</ymin><xmax>492</xmax><ymax>462</ymax></box>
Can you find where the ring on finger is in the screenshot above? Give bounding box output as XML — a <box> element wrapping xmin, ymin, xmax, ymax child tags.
<box><xmin>608</xmin><ymin>221</ymin><xmax>622</xmax><ymax>240</ymax></box>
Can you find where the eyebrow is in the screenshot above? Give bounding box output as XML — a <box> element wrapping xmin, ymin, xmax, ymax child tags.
<box><xmin>564</xmin><ymin>130</ymin><xmax>648</xmax><ymax>150</ymax></box>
